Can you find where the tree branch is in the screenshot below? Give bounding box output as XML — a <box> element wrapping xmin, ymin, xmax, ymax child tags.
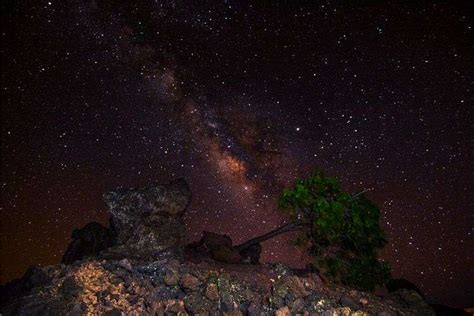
<box><xmin>351</xmin><ymin>188</ymin><xmax>371</xmax><ymax>200</ymax></box>
<box><xmin>235</xmin><ymin>221</ymin><xmax>303</xmax><ymax>252</ymax></box>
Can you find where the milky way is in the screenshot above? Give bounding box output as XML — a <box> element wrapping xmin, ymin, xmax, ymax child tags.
<box><xmin>2</xmin><ymin>0</ymin><xmax>473</xmax><ymax>307</ymax></box>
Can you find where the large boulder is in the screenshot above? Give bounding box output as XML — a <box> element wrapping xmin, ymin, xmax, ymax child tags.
<box><xmin>188</xmin><ymin>231</ymin><xmax>243</xmax><ymax>264</ymax></box>
<box><xmin>186</xmin><ymin>231</ymin><xmax>262</xmax><ymax>264</ymax></box>
<box><xmin>102</xmin><ymin>178</ymin><xmax>191</xmax><ymax>259</ymax></box>
<box><xmin>388</xmin><ymin>289</ymin><xmax>435</xmax><ymax>315</ymax></box>
<box><xmin>386</xmin><ymin>278</ymin><xmax>424</xmax><ymax>298</ymax></box>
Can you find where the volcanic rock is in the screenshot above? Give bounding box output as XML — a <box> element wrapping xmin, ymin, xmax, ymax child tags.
<box><xmin>1</xmin><ymin>244</ymin><xmax>436</xmax><ymax>316</ymax></box>
<box><xmin>188</xmin><ymin>230</ymin><xmax>243</xmax><ymax>263</ymax></box>
<box><xmin>102</xmin><ymin>178</ymin><xmax>191</xmax><ymax>258</ymax></box>
<box><xmin>205</xmin><ymin>282</ymin><xmax>219</xmax><ymax>301</ymax></box>
<box><xmin>180</xmin><ymin>273</ymin><xmax>202</xmax><ymax>291</ymax></box>
<box><xmin>276</xmin><ymin>306</ymin><xmax>290</xmax><ymax>316</ymax></box>
<box><xmin>163</xmin><ymin>269</ymin><xmax>180</xmax><ymax>286</ymax></box>
<box><xmin>239</xmin><ymin>242</ymin><xmax>262</xmax><ymax>264</ymax></box>
<box><xmin>0</xmin><ymin>179</ymin><xmax>437</xmax><ymax>315</ymax></box>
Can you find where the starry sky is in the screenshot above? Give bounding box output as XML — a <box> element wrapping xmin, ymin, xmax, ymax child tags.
<box><xmin>1</xmin><ymin>0</ymin><xmax>473</xmax><ymax>308</ymax></box>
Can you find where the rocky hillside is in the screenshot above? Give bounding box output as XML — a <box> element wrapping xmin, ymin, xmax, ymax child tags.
<box><xmin>1</xmin><ymin>179</ymin><xmax>437</xmax><ymax>315</ymax></box>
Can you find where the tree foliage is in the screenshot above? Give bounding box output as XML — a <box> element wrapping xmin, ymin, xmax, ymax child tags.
<box><xmin>278</xmin><ymin>170</ymin><xmax>390</xmax><ymax>291</ymax></box>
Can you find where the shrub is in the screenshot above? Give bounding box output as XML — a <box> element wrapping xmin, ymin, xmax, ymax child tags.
<box><xmin>278</xmin><ymin>170</ymin><xmax>390</xmax><ymax>291</ymax></box>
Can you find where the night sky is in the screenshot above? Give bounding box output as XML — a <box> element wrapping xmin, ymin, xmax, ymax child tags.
<box><xmin>1</xmin><ymin>0</ymin><xmax>473</xmax><ymax>308</ymax></box>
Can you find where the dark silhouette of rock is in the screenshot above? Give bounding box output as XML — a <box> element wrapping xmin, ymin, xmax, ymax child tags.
<box><xmin>0</xmin><ymin>265</ymin><xmax>52</xmax><ymax>306</ymax></box>
<box><xmin>187</xmin><ymin>230</ymin><xmax>265</xmax><ymax>264</ymax></box>
<box><xmin>386</xmin><ymin>278</ymin><xmax>425</xmax><ymax>298</ymax></box>
<box><xmin>388</xmin><ymin>289</ymin><xmax>434</xmax><ymax>315</ymax></box>
<box><xmin>188</xmin><ymin>231</ymin><xmax>243</xmax><ymax>263</ymax></box>
<box><xmin>239</xmin><ymin>242</ymin><xmax>262</xmax><ymax>264</ymax></box>
<box><xmin>430</xmin><ymin>304</ymin><xmax>471</xmax><ymax>316</ymax></box>
<box><xmin>187</xmin><ymin>229</ymin><xmax>277</xmax><ymax>264</ymax></box>
<box><xmin>62</xmin><ymin>222</ymin><xmax>114</xmax><ymax>264</ymax></box>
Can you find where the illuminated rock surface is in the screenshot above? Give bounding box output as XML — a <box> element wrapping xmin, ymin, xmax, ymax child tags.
<box><xmin>1</xmin><ymin>180</ymin><xmax>437</xmax><ymax>315</ymax></box>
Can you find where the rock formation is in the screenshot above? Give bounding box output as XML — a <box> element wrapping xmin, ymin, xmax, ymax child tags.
<box><xmin>105</xmin><ymin>178</ymin><xmax>190</xmax><ymax>257</ymax></box>
<box><xmin>0</xmin><ymin>178</ymin><xmax>439</xmax><ymax>315</ymax></box>
<box><xmin>186</xmin><ymin>231</ymin><xmax>263</xmax><ymax>264</ymax></box>
<box><xmin>66</xmin><ymin>178</ymin><xmax>191</xmax><ymax>263</ymax></box>
<box><xmin>0</xmin><ymin>258</ymin><xmax>436</xmax><ymax>315</ymax></box>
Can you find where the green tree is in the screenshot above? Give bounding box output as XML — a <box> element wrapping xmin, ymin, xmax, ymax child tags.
<box><xmin>277</xmin><ymin>170</ymin><xmax>390</xmax><ymax>291</ymax></box>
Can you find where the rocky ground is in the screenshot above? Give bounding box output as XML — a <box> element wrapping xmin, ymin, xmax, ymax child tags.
<box><xmin>0</xmin><ymin>179</ymin><xmax>438</xmax><ymax>315</ymax></box>
<box><xmin>0</xmin><ymin>253</ymin><xmax>436</xmax><ymax>315</ymax></box>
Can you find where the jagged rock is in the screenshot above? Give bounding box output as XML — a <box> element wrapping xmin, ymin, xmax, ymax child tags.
<box><xmin>188</xmin><ymin>231</ymin><xmax>243</xmax><ymax>263</ymax></box>
<box><xmin>239</xmin><ymin>243</ymin><xmax>262</xmax><ymax>264</ymax></box>
<box><xmin>340</xmin><ymin>295</ymin><xmax>361</xmax><ymax>311</ymax></box>
<box><xmin>62</xmin><ymin>222</ymin><xmax>114</xmax><ymax>264</ymax></box>
<box><xmin>212</xmin><ymin>244</ymin><xmax>242</xmax><ymax>263</ymax></box>
<box><xmin>184</xmin><ymin>292</ymin><xmax>211</xmax><ymax>314</ymax></box>
<box><xmin>388</xmin><ymin>289</ymin><xmax>435</xmax><ymax>315</ymax></box>
<box><xmin>117</xmin><ymin>258</ymin><xmax>133</xmax><ymax>271</ymax></box>
<box><xmin>164</xmin><ymin>269</ymin><xmax>180</xmax><ymax>286</ymax></box>
<box><xmin>102</xmin><ymin>178</ymin><xmax>191</xmax><ymax>258</ymax></box>
<box><xmin>272</xmin><ymin>278</ymin><xmax>289</xmax><ymax>308</ymax></box>
<box><xmin>188</xmin><ymin>230</ymin><xmax>266</xmax><ymax>264</ymax></box>
<box><xmin>187</xmin><ymin>229</ymin><xmax>268</xmax><ymax>264</ymax></box>
<box><xmin>286</xmin><ymin>275</ymin><xmax>310</xmax><ymax>298</ymax></box>
<box><xmin>67</xmin><ymin>302</ymin><xmax>87</xmax><ymax>315</ymax></box>
<box><xmin>276</xmin><ymin>306</ymin><xmax>290</xmax><ymax>316</ymax></box>
<box><xmin>164</xmin><ymin>299</ymin><xmax>186</xmax><ymax>314</ymax></box>
<box><xmin>290</xmin><ymin>298</ymin><xmax>305</xmax><ymax>312</ymax></box>
<box><xmin>181</xmin><ymin>273</ymin><xmax>202</xmax><ymax>291</ymax></box>
<box><xmin>59</xmin><ymin>276</ymin><xmax>81</xmax><ymax>300</ymax></box>
<box><xmin>60</xmin><ymin>179</ymin><xmax>191</xmax><ymax>263</ymax></box>
<box><xmin>0</xmin><ymin>257</ymin><xmax>437</xmax><ymax>316</ymax></box>
<box><xmin>387</xmin><ymin>278</ymin><xmax>423</xmax><ymax>296</ymax></box>
<box><xmin>205</xmin><ymin>282</ymin><xmax>219</xmax><ymax>301</ymax></box>
<box><xmin>0</xmin><ymin>180</ymin><xmax>438</xmax><ymax>316</ymax></box>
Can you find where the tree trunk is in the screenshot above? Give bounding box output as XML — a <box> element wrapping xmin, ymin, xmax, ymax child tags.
<box><xmin>235</xmin><ymin>221</ymin><xmax>302</xmax><ymax>252</ymax></box>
